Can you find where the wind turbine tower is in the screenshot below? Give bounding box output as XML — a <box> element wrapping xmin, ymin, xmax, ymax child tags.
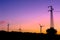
<box><xmin>39</xmin><ymin>24</ymin><xmax>43</xmax><ymax>33</ymax></box>
<box><xmin>7</xmin><ymin>23</ymin><xmax>9</xmax><ymax>32</ymax></box>
<box><xmin>19</xmin><ymin>25</ymin><xmax>22</xmax><ymax>32</ymax></box>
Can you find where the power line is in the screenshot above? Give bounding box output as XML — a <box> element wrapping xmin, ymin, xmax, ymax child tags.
<box><xmin>49</xmin><ymin>0</ymin><xmax>60</xmax><ymax>12</ymax></box>
<box><xmin>49</xmin><ymin>0</ymin><xmax>54</xmax><ymax>6</ymax></box>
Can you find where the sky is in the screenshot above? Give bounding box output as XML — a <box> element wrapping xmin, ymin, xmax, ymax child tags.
<box><xmin>0</xmin><ymin>0</ymin><xmax>60</xmax><ymax>34</ymax></box>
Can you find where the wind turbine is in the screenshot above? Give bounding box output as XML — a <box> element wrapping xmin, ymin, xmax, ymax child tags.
<box><xmin>39</xmin><ymin>24</ymin><xmax>43</xmax><ymax>33</ymax></box>
<box><xmin>7</xmin><ymin>23</ymin><xmax>9</xmax><ymax>32</ymax></box>
<box><xmin>19</xmin><ymin>25</ymin><xmax>22</xmax><ymax>32</ymax></box>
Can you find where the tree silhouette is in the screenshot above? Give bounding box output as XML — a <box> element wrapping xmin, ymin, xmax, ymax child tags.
<box><xmin>46</xmin><ymin>27</ymin><xmax>57</xmax><ymax>35</ymax></box>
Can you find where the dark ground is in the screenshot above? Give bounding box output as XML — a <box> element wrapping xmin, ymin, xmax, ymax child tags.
<box><xmin>0</xmin><ymin>30</ymin><xmax>60</xmax><ymax>40</ymax></box>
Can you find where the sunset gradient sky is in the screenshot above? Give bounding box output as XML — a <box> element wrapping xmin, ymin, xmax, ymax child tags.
<box><xmin>0</xmin><ymin>0</ymin><xmax>60</xmax><ymax>34</ymax></box>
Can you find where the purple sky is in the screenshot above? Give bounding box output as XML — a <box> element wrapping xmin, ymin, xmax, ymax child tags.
<box><xmin>0</xmin><ymin>0</ymin><xmax>60</xmax><ymax>34</ymax></box>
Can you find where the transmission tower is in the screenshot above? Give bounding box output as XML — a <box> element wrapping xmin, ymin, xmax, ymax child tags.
<box><xmin>46</xmin><ymin>0</ymin><xmax>57</xmax><ymax>34</ymax></box>
<box><xmin>48</xmin><ymin>6</ymin><xmax>54</xmax><ymax>28</ymax></box>
<box><xmin>48</xmin><ymin>0</ymin><xmax>55</xmax><ymax>28</ymax></box>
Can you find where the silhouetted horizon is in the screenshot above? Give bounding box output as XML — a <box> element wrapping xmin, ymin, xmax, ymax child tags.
<box><xmin>0</xmin><ymin>0</ymin><xmax>60</xmax><ymax>40</ymax></box>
